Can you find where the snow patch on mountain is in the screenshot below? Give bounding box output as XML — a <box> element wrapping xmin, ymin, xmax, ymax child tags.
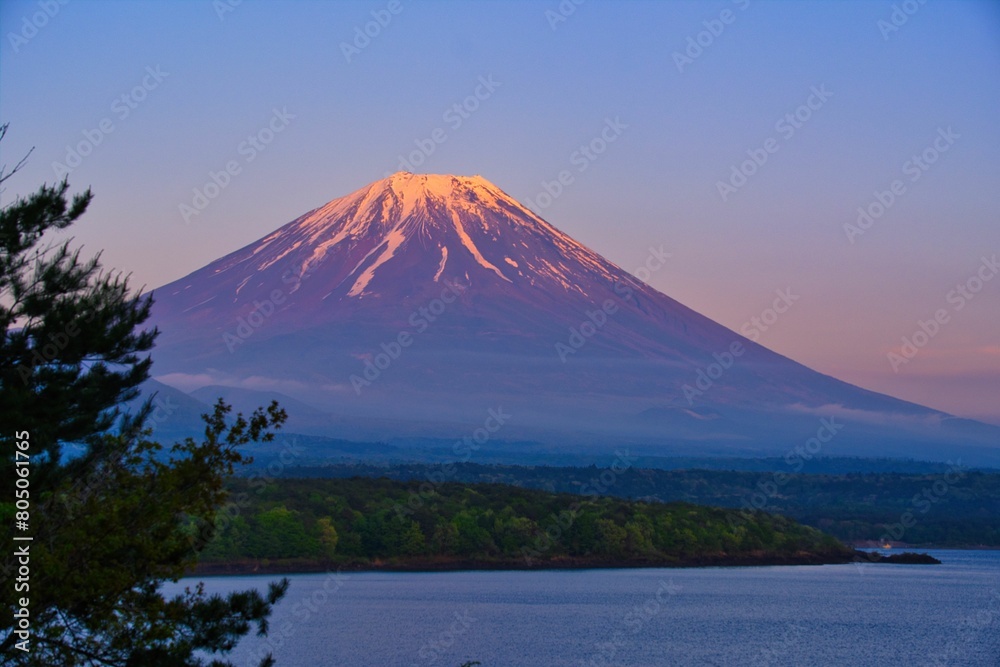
<box><xmin>449</xmin><ymin>210</ymin><xmax>510</xmax><ymax>283</ymax></box>
<box><xmin>347</xmin><ymin>227</ymin><xmax>407</xmax><ymax>297</ymax></box>
<box><xmin>434</xmin><ymin>246</ymin><xmax>449</xmax><ymax>282</ymax></box>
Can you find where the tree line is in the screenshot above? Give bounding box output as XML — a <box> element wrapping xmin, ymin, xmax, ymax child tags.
<box><xmin>199</xmin><ymin>476</ymin><xmax>852</xmax><ymax>568</ymax></box>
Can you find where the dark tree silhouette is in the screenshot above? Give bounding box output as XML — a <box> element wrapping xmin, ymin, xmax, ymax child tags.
<box><xmin>0</xmin><ymin>124</ymin><xmax>289</xmax><ymax>666</ymax></box>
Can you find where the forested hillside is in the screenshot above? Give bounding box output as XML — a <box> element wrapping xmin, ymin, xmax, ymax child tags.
<box><xmin>197</xmin><ymin>477</ymin><xmax>854</xmax><ymax>571</ymax></box>
<box><xmin>256</xmin><ymin>463</ymin><xmax>1000</xmax><ymax>547</ymax></box>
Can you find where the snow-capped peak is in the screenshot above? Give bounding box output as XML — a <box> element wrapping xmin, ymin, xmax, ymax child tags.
<box><xmin>224</xmin><ymin>172</ymin><xmax>624</xmax><ymax>300</ymax></box>
<box><xmin>147</xmin><ymin>173</ymin><xmax>1000</xmax><ymax>464</ymax></box>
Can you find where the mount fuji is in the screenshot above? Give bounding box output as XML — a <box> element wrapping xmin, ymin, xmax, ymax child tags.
<box><xmin>145</xmin><ymin>172</ymin><xmax>1000</xmax><ymax>465</ymax></box>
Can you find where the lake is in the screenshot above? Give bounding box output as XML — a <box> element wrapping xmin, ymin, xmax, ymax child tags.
<box><xmin>169</xmin><ymin>550</ymin><xmax>999</xmax><ymax>666</ymax></box>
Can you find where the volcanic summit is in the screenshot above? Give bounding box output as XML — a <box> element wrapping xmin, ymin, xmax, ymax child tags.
<box><xmin>146</xmin><ymin>172</ymin><xmax>1000</xmax><ymax>464</ymax></box>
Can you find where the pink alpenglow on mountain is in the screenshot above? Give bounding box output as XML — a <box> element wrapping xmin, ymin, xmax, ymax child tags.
<box><xmin>147</xmin><ymin>172</ymin><xmax>1000</xmax><ymax>465</ymax></box>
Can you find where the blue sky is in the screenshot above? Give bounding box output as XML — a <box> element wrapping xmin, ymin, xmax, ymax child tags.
<box><xmin>2</xmin><ymin>0</ymin><xmax>999</xmax><ymax>423</ymax></box>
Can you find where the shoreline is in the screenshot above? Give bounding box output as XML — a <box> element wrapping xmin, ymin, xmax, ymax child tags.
<box><xmin>849</xmin><ymin>543</ymin><xmax>1000</xmax><ymax>551</ymax></box>
<box><xmin>190</xmin><ymin>549</ymin><xmax>939</xmax><ymax>577</ymax></box>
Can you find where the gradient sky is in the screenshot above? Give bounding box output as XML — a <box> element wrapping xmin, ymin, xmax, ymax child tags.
<box><xmin>2</xmin><ymin>0</ymin><xmax>999</xmax><ymax>424</ymax></box>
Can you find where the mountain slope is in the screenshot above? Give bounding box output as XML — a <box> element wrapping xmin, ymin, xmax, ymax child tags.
<box><xmin>147</xmin><ymin>172</ymin><xmax>1000</xmax><ymax>464</ymax></box>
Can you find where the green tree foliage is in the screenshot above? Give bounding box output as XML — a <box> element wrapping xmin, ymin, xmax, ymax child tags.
<box><xmin>271</xmin><ymin>462</ymin><xmax>1000</xmax><ymax>547</ymax></box>
<box><xmin>316</xmin><ymin>517</ymin><xmax>339</xmax><ymax>558</ymax></box>
<box><xmin>0</xmin><ymin>141</ymin><xmax>289</xmax><ymax>666</ymax></box>
<box><xmin>248</xmin><ymin>506</ymin><xmax>316</xmax><ymax>559</ymax></box>
<box><xmin>200</xmin><ymin>477</ymin><xmax>853</xmax><ymax>568</ymax></box>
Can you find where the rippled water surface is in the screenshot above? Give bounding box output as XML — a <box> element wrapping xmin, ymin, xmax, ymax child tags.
<box><xmin>170</xmin><ymin>549</ymin><xmax>999</xmax><ymax>666</ymax></box>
